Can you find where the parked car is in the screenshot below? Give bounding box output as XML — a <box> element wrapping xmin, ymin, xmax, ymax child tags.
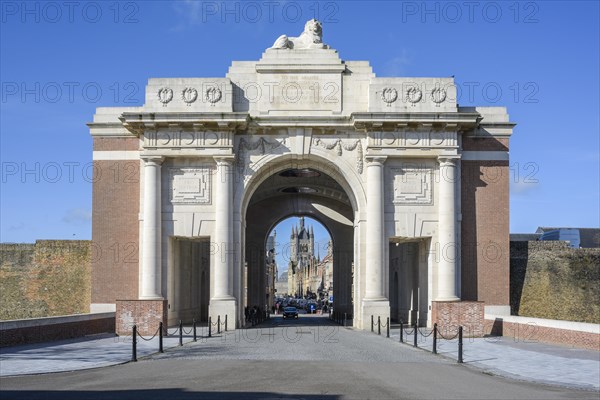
<box><xmin>282</xmin><ymin>306</ymin><xmax>299</xmax><ymax>319</ymax></box>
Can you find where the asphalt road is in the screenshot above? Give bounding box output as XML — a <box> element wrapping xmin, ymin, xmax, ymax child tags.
<box><xmin>1</xmin><ymin>315</ymin><xmax>596</xmax><ymax>400</ymax></box>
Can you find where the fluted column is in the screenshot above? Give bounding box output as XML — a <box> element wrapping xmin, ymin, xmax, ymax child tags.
<box><xmin>140</xmin><ymin>156</ymin><xmax>164</xmax><ymax>299</ymax></box>
<box><xmin>436</xmin><ymin>156</ymin><xmax>460</xmax><ymax>301</ymax></box>
<box><xmin>213</xmin><ymin>156</ymin><xmax>235</xmax><ymax>300</ymax></box>
<box><xmin>365</xmin><ymin>156</ymin><xmax>387</xmax><ymax>300</ymax></box>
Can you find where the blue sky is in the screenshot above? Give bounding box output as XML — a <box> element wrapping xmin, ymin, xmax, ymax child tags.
<box><xmin>1</xmin><ymin>1</ymin><xmax>599</xmax><ymax>246</ymax></box>
<box><xmin>271</xmin><ymin>217</ymin><xmax>330</xmax><ymax>274</ymax></box>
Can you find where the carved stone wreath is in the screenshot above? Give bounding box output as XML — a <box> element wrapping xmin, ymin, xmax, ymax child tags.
<box><xmin>312</xmin><ymin>138</ymin><xmax>364</xmax><ymax>174</ymax></box>
<box><xmin>181</xmin><ymin>87</ymin><xmax>198</xmax><ymax>105</ymax></box>
<box><xmin>381</xmin><ymin>87</ymin><xmax>398</xmax><ymax>105</ymax></box>
<box><xmin>157</xmin><ymin>87</ymin><xmax>173</xmax><ymax>105</ymax></box>
<box><xmin>406</xmin><ymin>87</ymin><xmax>422</xmax><ymax>103</ymax></box>
<box><xmin>236</xmin><ymin>137</ymin><xmax>286</xmax><ymax>173</ymax></box>
<box><xmin>431</xmin><ymin>87</ymin><xmax>447</xmax><ymax>104</ymax></box>
<box><xmin>205</xmin><ymin>87</ymin><xmax>222</xmax><ymax>104</ymax></box>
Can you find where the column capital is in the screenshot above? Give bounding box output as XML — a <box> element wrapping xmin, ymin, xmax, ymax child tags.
<box><xmin>214</xmin><ymin>155</ymin><xmax>236</xmax><ymax>166</ymax></box>
<box><xmin>141</xmin><ymin>155</ymin><xmax>165</xmax><ymax>165</ymax></box>
<box><xmin>365</xmin><ymin>155</ymin><xmax>387</xmax><ymax>165</ymax></box>
<box><xmin>437</xmin><ymin>155</ymin><xmax>460</xmax><ymax>166</ymax></box>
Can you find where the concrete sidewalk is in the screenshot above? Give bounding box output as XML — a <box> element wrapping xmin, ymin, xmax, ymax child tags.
<box><xmin>1</xmin><ymin>325</ymin><xmax>599</xmax><ymax>391</ymax></box>
<box><xmin>387</xmin><ymin>328</ymin><xmax>600</xmax><ymax>390</ymax></box>
<box><xmin>0</xmin><ymin>325</ymin><xmax>207</xmax><ymax>377</ymax></box>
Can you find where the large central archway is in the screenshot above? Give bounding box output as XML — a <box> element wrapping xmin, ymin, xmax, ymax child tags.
<box><xmin>237</xmin><ymin>154</ymin><xmax>361</xmax><ymax>326</ymax></box>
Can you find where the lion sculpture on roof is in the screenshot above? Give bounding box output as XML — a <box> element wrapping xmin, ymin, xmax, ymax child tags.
<box><xmin>271</xmin><ymin>19</ymin><xmax>329</xmax><ymax>50</ymax></box>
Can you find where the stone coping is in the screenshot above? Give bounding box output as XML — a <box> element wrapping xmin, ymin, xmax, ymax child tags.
<box><xmin>0</xmin><ymin>313</ymin><xmax>115</xmax><ymax>330</ymax></box>
<box><xmin>485</xmin><ymin>314</ymin><xmax>600</xmax><ymax>334</ymax></box>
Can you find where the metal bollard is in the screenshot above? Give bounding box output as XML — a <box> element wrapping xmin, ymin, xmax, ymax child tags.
<box><xmin>371</xmin><ymin>315</ymin><xmax>374</xmax><ymax>332</ymax></box>
<box><xmin>132</xmin><ymin>325</ymin><xmax>137</xmax><ymax>362</ymax></box>
<box><xmin>386</xmin><ymin>317</ymin><xmax>390</xmax><ymax>338</ymax></box>
<box><xmin>433</xmin><ymin>323</ymin><xmax>437</xmax><ymax>354</ymax></box>
<box><xmin>458</xmin><ymin>326</ymin><xmax>463</xmax><ymax>363</ymax></box>
<box><xmin>399</xmin><ymin>320</ymin><xmax>404</xmax><ymax>343</ymax></box>
<box><xmin>159</xmin><ymin>322</ymin><xmax>164</xmax><ymax>353</ymax></box>
<box><xmin>179</xmin><ymin>320</ymin><xmax>183</xmax><ymax>346</ymax></box>
<box><xmin>193</xmin><ymin>319</ymin><xmax>197</xmax><ymax>342</ymax></box>
<box><xmin>343</xmin><ymin>313</ymin><xmax>347</xmax><ymax>327</ymax></box>
<box><xmin>208</xmin><ymin>316</ymin><xmax>212</xmax><ymax>337</ymax></box>
<box><xmin>225</xmin><ymin>315</ymin><xmax>228</xmax><ymax>331</ymax></box>
<box><xmin>433</xmin><ymin>322</ymin><xmax>437</xmax><ymax>354</ymax></box>
<box><xmin>413</xmin><ymin>322</ymin><xmax>418</xmax><ymax>348</ymax></box>
<box><xmin>217</xmin><ymin>315</ymin><xmax>221</xmax><ymax>334</ymax></box>
<box><xmin>378</xmin><ymin>316</ymin><xmax>381</xmax><ymax>335</ymax></box>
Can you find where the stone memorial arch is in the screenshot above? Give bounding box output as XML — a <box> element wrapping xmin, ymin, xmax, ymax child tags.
<box><xmin>88</xmin><ymin>20</ymin><xmax>514</xmax><ymax>334</ymax></box>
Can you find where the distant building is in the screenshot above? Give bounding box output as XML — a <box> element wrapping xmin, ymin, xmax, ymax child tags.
<box><xmin>509</xmin><ymin>233</ymin><xmax>541</xmax><ymax>242</ymax></box>
<box><xmin>287</xmin><ymin>217</ymin><xmax>332</xmax><ymax>299</ymax></box>
<box><xmin>510</xmin><ymin>227</ymin><xmax>600</xmax><ymax>249</ymax></box>
<box><xmin>275</xmin><ymin>270</ymin><xmax>288</xmax><ymax>297</ymax></box>
<box><xmin>536</xmin><ymin>227</ymin><xmax>599</xmax><ymax>248</ymax></box>
<box><xmin>266</xmin><ymin>231</ymin><xmax>277</xmax><ymax>307</ymax></box>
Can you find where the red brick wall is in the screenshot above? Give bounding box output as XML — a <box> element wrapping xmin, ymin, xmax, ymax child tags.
<box><xmin>91</xmin><ymin>138</ymin><xmax>140</xmax><ymax>304</ymax></box>
<box><xmin>485</xmin><ymin>318</ymin><xmax>600</xmax><ymax>350</ymax></box>
<box><xmin>116</xmin><ymin>300</ymin><xmax>167</xmax><ymax>336</ymax></box>
<box><xmin>0</xmin><ymin>315</ymin><xmax>115</xmax><ymax>347</ymax></box>
<box><xmin>93</xmin><ymin>137</ymin><xmax>139</xmax><ymax>151</ymax></box>
<box><xmin>431</xmin><ymin>301</ymin><xmax>485</xmax><ymax>337</ymax></box>
<box><xmin>461</xmin><ymin>160</ymin><xmax>510</xmax><ymax>306</ymax></box>
<box><xmin>462</xmin><ymin>137</ymin><xmax>509</xmax><ymax>151</ymax></box>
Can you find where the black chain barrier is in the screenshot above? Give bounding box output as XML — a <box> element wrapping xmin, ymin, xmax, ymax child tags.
<box><xmin>458</xmin><ymin>327</ymin><xmax>463</xmax><ymax>363</ymax></box>
<box><xmin>159</xmin><ymin>322</ymin><xmax>164</xmax><ymax>352</ymax></box>
<box><xmin>403</xmin><ymin>326</ymin><xmax>416</xmax><ymax>335</ymax></box>
<box><xmin>432</xmin><ymin>323</ymin><xmax>437</xmax><ymax>354</ymax></box>
<box><xmin>418</xmin><ymin>327</ymin><xmax>434</xmax><ymax>338</ymax></box>
<box><xmin>136</xmin><ymin>326</ymin><xmax>161</xmax><ymax>341</ymax></box>
<box><xmin>178</xmin><ymin>320</ymin><xmax>183</xmax><ymax>346</ymax></box>
<box><xmin>132</xmin><ymin>325</ymin><xmax>137</xmax><ymax>362</ymax></box>
<box><xmin>129</xmin><ymin>317</ymin><xmax>223</xmax><ymax>362</ymax></box>
<box><xmin>371</xmin><ymin>315</ymin><xmax>465</xmax><ymax>363</ymax></box>
<box><xmin>131</xmin><ymin>324</ymin><xmax>162</xmax><ymax>362</ymax></box>
<box><xmin>436</xmin><ymin>327</ymin><xmax>460</xmax><ymax>340</ymax></box>
<box><xmin>413</xmin><ymin>323</ymin><xmax>418</xmax><ymax>347</ymax></box>
<box><xmin>399</xmin><ymin>321</ymin><xmax>404</xmax><ymax>343</ymax></box>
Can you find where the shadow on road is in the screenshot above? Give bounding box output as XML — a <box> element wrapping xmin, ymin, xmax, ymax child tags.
<box><xmin>0</xmin><ymin>390</ymin><xmax>340</xmax><ymax>400</ymax></box>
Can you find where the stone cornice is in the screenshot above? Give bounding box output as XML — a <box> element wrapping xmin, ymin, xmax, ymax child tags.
<box><xmin>250</xmin><ymin>115</ymin><xmax>353</xmax><ymax>128</ymax></box>
<box><xmin>118</xmin><ymin>112</ymin><xmax>251</xmax><ymax>136</ymax></box>
<box><xmin>94</xmin><ymin>110</ymin><xmax>513</xmax><ymax>138</ymax></box>
<box><xmin>86</xmin><ymin>121</ymin><xmax>138</xmax><ymax>138</ymax></box>
<box><xmin>351</xmin><ymin>112</ymin><xmax>482</xmax><ymax>131</ymax></box>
